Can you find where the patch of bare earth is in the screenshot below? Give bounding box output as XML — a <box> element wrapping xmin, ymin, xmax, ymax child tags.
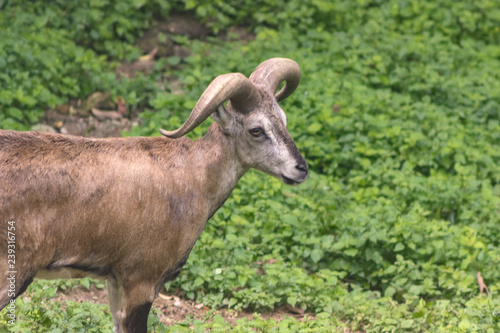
<box><xmin>45</xmin><ymin>286</ymin><xmax>317</xmax><ymax>328</ymax></box>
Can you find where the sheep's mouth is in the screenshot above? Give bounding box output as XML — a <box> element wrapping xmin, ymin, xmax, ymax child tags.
<box><xmin>281</xmin><ymin>174</ymin><xmax>303</xmax><ymax>186</ymax></box>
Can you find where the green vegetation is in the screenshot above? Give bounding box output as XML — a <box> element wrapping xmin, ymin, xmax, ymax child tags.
<box><xmin>1</xmin><ymin>0</ymin><xmax>500</xmax><ymax>331</ymax></box>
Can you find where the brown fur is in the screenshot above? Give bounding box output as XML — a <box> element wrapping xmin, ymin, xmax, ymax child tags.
<box><xmin>0</xmin><ymin>124</ymin><xmax>244</xmax><ymax>330</ymax></box>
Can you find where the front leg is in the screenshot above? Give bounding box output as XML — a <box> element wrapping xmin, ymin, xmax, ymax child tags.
<box><xmin>107</xmin><ymin>279</ymin><xmax>154</xmax><ymax>333</ymax></box>
<box><xmin>107</xmin><ymin>279</ymin><xmax>124</xmax><ymax>333</ymax></box>
<box><xmin>123</xmin><ymin>301</ymin><xmax>153</xmax><ymax>333</ymax></box>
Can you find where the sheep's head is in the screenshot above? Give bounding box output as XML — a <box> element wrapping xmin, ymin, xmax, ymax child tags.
<box><xmin>160</xmin><ymin>58</ymin><xmax>308</xmax><ymax>185</ymax></box>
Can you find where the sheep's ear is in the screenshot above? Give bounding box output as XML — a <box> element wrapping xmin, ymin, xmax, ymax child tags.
<box><xmin>211</xmin><ymin>105</ymin><xmax>234</xmax><ymax>134</ymax></box>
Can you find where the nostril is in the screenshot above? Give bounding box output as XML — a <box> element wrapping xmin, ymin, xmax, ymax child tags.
<box><xmin>295</xmin><ymin>163</ymin><xmax>308</xmax><ymax>173</ymax></box>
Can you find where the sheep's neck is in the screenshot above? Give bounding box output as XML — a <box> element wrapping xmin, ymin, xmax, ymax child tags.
<box><xmin>163</xmin><ymin>124</ymin><xmax>245</xmax><ymax>251</ymax></box>
<box><xmin>197</xmin><ymin>123</ymin><xmax>246</xmax><ymax>208</ymax></box>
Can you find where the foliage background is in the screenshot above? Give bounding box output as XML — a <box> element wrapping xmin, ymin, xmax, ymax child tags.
<box><xmin>1</xmin><ymin>0</ymin><xmax>499</xmax><ymax>331</ymax></box>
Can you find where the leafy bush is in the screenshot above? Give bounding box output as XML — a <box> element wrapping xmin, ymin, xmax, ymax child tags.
<box><xmin>0</xmin><ymin>0</ymin><xmax>171</xmax><ymax>129</ymax></box>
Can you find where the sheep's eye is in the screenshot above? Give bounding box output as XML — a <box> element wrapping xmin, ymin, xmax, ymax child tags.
<box><xmin>249</xmin><ymin>127</ymin><xmax>264</xmax><ymax>137</ymax></box>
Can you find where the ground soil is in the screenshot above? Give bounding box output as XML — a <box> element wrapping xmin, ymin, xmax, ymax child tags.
<box><xmin>46</xmin><ymin>285</ymin><xmax>315</xmax><ymax>327</ymax></box>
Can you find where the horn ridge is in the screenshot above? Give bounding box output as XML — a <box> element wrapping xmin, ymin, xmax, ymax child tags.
<box><xmin>160</xmin><ymin>73</ymin><xmax>261</xmax><ymax>138</ymax></box>
<box><xmin>249</xmin><ymin>58</ymin><xmax>301</xmax><ymax>102</ymax></box>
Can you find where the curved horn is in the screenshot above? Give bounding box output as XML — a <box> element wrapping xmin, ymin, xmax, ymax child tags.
<box><xmin>160</xmin><ymin>73</ymin><xmax>261</xmax><ymax>138</ymax></box>
<box><xmin>249</xmin><ymin>58</ymin><xmax>301</xmax><ymax>102</ymax></box>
